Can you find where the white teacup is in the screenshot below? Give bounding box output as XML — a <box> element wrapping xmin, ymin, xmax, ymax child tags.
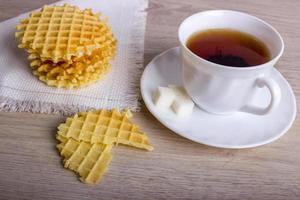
<box><xmin>179</xmin><ymin>10</ymin><xmax>284</xmax><ymax>115</ymax></box>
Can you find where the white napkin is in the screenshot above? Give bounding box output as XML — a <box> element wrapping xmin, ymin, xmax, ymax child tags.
<box><xmin>0</xmin><ymin>0</ymin><xmax>148</xmax><ymax>115</ymax></box>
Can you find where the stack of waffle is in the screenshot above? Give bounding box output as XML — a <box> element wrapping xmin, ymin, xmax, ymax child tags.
<box><xmin>56</xmin><ymin>109</ymin><xmax>153</xmax><ymax>184</ymax></box>
<box><xmin>15</xmin><ymin>4</ymin><xmax>116</xmax><ymax>88</ymax></box>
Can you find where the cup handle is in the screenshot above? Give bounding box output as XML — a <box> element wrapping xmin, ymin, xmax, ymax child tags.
<box><xmin>240</xmin><ymin>76</ymin><xmax>281</xmax><ymax>115</ymax></box>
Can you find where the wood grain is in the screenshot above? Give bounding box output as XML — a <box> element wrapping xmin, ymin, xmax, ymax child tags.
<box><xmin>0</xmin><ymin>0</ymin><xmax>300</xmax><ymax>199</ymax></box>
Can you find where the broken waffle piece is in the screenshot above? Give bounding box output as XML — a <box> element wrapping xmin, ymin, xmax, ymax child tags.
<box><xmin>57</xmin><ymin>137</ymin><xmax>112</xmax><ymax>184</ymax></box>
<box><xmin>56</xmin><ymin>109</ymin><xmax>153</xmax><ymax>184</ymax></box>
<box><xmin>57</xmin><ymin>109</ymin><xmax>153</xmax><ymax>151</ymax></box>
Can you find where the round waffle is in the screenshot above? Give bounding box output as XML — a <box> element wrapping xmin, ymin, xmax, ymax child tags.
<box><xmin>29</xmin><ymin>49</ymin><xmax>112</xmax><ymax>88</ymax></box>
<box><xmin>16</xmin><ymin>4</ymin><xmax>116</xmax><ymax>63</ymax></box>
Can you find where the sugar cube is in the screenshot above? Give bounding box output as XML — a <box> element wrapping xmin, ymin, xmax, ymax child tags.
<box><xmin>169</xmin><ymin>85</ymin><xmax>195</xmax><ymax>116</ymax></box>
<box><xmin>153</xmin><ymin>86</ymin><xmax>176</xmax><ymax>108</ymax></box>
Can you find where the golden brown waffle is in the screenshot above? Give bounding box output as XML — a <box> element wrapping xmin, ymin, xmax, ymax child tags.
<box><xmin>29</xmin><ymin>48</ymin><xmax>112</xmax><ymax>88</ymax></box>
<box><xmin>16</xmin><ymin>4</ymin><xmax>116</xmax><ymax>63</ymax></box>
<box><xmin>57</xmin><ymin>137</ymin><xmax>112</xmax><ymax>184</ymax></box>
<box><xmin>56</xmin><ymin>109</ymin><xmax>153</xmax><ymax>184</ymax></box>
<box><xmin>57</xmin><ymin>109</ymin><xmax>153</xmax><ymax>151</ymax></box>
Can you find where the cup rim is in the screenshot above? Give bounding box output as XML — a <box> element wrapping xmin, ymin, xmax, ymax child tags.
<box><xmin>178</xmin><ymin>10</ymin><xmax>284</xmax><ymax>71</ymax></box>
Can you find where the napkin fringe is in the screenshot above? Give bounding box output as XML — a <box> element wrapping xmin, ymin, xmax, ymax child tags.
<box><xmin>0</xmin><ymin>96</ymin><xmax>89</xmax><ymax>115</ymax></box>
<box><xmin>0</xmin><ymin>95</ymin><xmax>144</xmax><ymax>116</ymax></box>
<box><xmin>123</xmin><ymin>0</ymin><xmax>148</xmax><ymax>112</ymax></box>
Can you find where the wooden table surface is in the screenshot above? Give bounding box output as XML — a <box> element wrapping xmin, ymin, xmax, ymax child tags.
<box><xmin>0</xmin><ymin>0</ymin><xmax>300</xmax><ymax>199</ymax></box>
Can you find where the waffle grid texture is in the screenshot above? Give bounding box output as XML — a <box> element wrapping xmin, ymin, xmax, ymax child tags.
<box><xmin>16</xmin><ymin>4</ymin><xmax>113</xmax><ymax>62</ymax></box>
<box><xmin>57</xmin><ymin>138</ymin><xmax>113</xmax><ymax>184</ymax></box>
<box><xmin>58</xmin><ymin>109</ymin><xmax>153</xmax><ymax>150</ymax></box>
<box><xmin>56</xmin><ymin>109</ymin><xmax>153</xmax><ymax>184</ymax></box>
<box><xmin>15</xmin><ymin>4</ymin><xmax>117</xmax><ymax>88</ymax></box>
<box><xmin>29</xmin><ymin>48</ymin><xmax>113</xmax><ymax>88</ymax></box>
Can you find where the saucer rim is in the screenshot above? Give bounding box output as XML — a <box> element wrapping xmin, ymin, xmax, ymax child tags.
<box><xmin>140</xmin><ymin>47</ymin><xmax>297</xmax><ymax>149</ymax></box>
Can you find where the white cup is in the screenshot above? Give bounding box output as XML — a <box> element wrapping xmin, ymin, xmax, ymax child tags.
<box><xmin>179</xmin><ymin>10</ymin><xmax>284</xmax><ymax>115</ymax></box>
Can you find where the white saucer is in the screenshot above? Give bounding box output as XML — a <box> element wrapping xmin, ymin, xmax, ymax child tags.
<box><xmin>141</xmin><ymin>47</ymin><xmax>296</xmax><ymax>149</ymax></box>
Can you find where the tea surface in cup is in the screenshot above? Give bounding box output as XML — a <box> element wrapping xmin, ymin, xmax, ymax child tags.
<box><xmin>186</xmin><ymin>28</ymin><xmax>271</xmax><ymax>67</ymax></box>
